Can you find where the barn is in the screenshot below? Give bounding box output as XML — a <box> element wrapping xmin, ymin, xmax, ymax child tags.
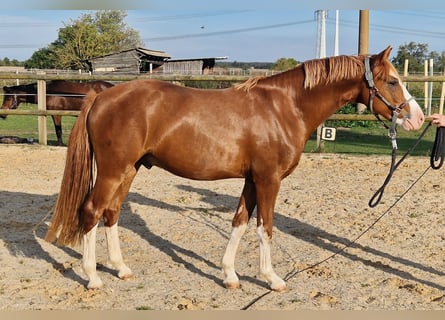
<box><xmin>162</xmin><ymin>57</ymin><xmax>227</xmax><ymax>75</ymax></box>
<box><xmin>89</xmin><ymin>47</ymin><xmax>171</xmax><ymax>75</ymax></box>
<box><xmin>89</xmin><ymin>47</ymin><xmax>227</xmax><ymax>75</ymax></box>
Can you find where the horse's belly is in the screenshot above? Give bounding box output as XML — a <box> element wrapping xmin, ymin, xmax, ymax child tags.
<box><xmin>146</xmin><ymin>148</ymin><xmax>246</xmax><ymax>181</ymax></box>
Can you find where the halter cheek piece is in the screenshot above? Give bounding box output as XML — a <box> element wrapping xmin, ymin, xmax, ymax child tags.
<box><xmin>12</xmin><ymin>94</ymin><xmax>18</xmax><ymax>109</ymax></box>
<box><xmin>364</xmin><ymin>56</ymin><xmax>413</xmax><ymax>150</ymax></box>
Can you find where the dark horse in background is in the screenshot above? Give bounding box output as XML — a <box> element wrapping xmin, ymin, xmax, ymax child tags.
<box><xmin>46</xmin><ymin>47</ymin><xmax>424</xmax><ymax>292</ymax></box>
<box><xmin>1</xmin><ymin>80</ymin><xmax>114</xmax><ymax>145</ymax></box>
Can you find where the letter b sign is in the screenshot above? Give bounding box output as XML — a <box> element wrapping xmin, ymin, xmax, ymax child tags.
<box><xmin>321</xmin><ymin>127</ymin><xmax>336</xmax><ymax>141</ymax></box>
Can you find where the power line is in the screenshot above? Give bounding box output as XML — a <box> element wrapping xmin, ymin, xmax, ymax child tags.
<box><xmin>326</xmin><ymin>18</ymin><xmax>445</xmax><ymax>39</ymax></box>
<box><xmin>143</xmin><ymin>19</ymin><xmax>314</xmax><ymax>42</ymax></box>
<box><xmin>375</xmin><ymin>10</ymin><xmax>445</xmax><ymax>20</ymax></box>
<box><xmin>133</xmin><ymin>10</ymin><xmax>252</xmax><ymax>22</ymax></box>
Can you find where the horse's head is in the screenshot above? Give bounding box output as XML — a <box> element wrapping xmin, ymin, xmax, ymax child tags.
<box><xmin>362</xmin><ymin>46</ymin><xmax>424</xmax><ymax>131</ymax></box>
<box><xmin>1</xmin><ymin>85</ymin><xmax>34</xmax><ymax>119</ymax></box>
<box><xmin>1</xmin><ymin>86</ymin><xmax>19</xmax><ymax>119</ymax></box>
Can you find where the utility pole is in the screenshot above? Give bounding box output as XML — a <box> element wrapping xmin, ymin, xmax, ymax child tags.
<box><xmin>315</xmin><ymin>10</ymin><xmax>327</xmax><ymax>58</ymax></box>
<box><xmin>334</xmin><ymin>10</ymin><xmax>339</xmax><ymax>56</ymax></box>
<box><xmin>315</xmin><ymin>10</ymin><xmax>328</xmax><ymax>151</ymax></box>
<box><xmin>357</xmin><ymin>10</ymin><xmax>369</xmax><ymax>114</ymax></box>
<box><xmin>358</xmin><ymin>10</ymin><xmax>369</xmax><ymax>55</ymax></box>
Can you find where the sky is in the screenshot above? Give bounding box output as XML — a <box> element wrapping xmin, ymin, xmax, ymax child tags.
<box><xmin>1</xmin><ymin>2</ymin><xmax>445</xmax><ymax>63</ymax></box>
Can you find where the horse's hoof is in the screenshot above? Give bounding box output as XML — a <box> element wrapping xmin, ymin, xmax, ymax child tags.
<box><xmin>117</xmin><ymin>267</ymin><xmax>133</xmax><ymax>280</ymax></box>
<box><xmin>87</xmin><ymin>278</ymin><xmax>103</xmax><ymax>290</ymax></box>
<box><xmin>271</xmin><ymin>284</ymin><xmax>288</xmax><ymax>293</ymax></box>
<box><xmin>119</xmin><ymin>273</ymin><xmax>133</xmax><ymax>280</ymax></box>
<box><xmin>223</xmin><ymin>281</ymin><xmax>240</xmax><ymax>289</ymax></box>
<box><xmin>272</xmin><ymin>286</ymin><xmax>288</xmax><ymax>293</ymax></box>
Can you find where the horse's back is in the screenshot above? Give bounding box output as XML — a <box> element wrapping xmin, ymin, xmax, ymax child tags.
<box><xmin>48</xmin><ymin>80</ymin><xmax>113</xmax><ymax>94</ymax></box>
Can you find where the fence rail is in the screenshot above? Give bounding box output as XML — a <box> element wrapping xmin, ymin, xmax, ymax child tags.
<box><xmin>0</xmin><ymin>74</ymin><xmax>443</xmax><ymax>145</ymax></box>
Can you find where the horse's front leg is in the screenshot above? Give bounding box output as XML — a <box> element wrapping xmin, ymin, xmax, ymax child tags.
<box><xmin>82</xmin><ymin>223</ymin><xmax>103</xmax><ymax>289</ymax></box>
<box><xmin>51</xmin><ymin>115</ymin><xmax>63</xmax><ymax>146</ymax></box>
<box><xmin>255</xmin><ymin>178</ymin><xmax>287</xmax><ymax>292</ymax></box>
<box><xmin>222</xmin><ymin>179</ymin><xmax>256</xmax><ymax>289</ymax></box>
<box><xmin>105</xmin><ymin>223</ymin><xmax>133</xmax><ymax>280</ymax></box>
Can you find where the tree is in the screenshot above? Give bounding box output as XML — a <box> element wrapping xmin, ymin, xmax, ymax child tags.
<box><xmin>391</xmin><ymin>42</ymin><xmax>429</xmax><ymax>73</ymax></box>
<box><xmin>272</xmin><ymin>58</ymin><xmax>299</xmax><ymax>71</ymax></box>
<box><xmin>429</xmin><ymin>50</ymin><xmax>445</xmax><ymax>72</ymax></box>
<box><xmin>24</xmin><ymin>46</ymin><xmax>58</xmax><ymax>69</ymax></box>
<box><xmin>25</xmin><ymin>10</ymin><xmax>143</xmax><ymax>71</ymax></box>
<box><xmin>0</xmin><ymin>57</ymin><xmax>23</xmax><ymax>67</ymax></box>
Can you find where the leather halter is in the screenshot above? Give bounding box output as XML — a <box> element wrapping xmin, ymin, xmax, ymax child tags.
<box><xmin>12</xmin><ymin>94</ymin><xmax>18</xmax><ymax>109</ymax></box>
<box><xmin>364</xmin><ymin>56</ymin><xmax>412</xmax><ymax>115</ymax></box>
<box><xmin>364</xmin><ymin>56</ymin><xmax>413</xmax><ymax>149</ymax></box>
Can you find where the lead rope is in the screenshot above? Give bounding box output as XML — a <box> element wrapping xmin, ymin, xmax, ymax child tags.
<box><xmin>368</xmin><ymin>121</ymin><xmax>433</xmax><ymax>207</ymax></box>
<box><xmin>430</xmin><ymin>126</ymin><xmax>445</xmax><ymax>169</ymax></box>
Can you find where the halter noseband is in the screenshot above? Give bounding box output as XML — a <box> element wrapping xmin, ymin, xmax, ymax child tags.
<box><xmin>364</xmin><ymin>56</ymin><xmax>413</xmax><ymax>149</ymax></box>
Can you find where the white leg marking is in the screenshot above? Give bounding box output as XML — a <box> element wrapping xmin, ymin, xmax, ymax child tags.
<box><xmin>222</xmin><ymin>224</ymin><xmax>247</xmax><ymax>288</ymax></box>
<box><xmin>256</xmin><ymin>225</ymin><xmax>287</xmax><ymax>292</ymax></box>
<box><xmin>105</xmin><ymin>223</ymin><xmax>133</xmax><ymax>280</ymax></box>
<box><xmin>82</xmin><ymin>224</ymin><xmax>103</xmax><ymax>289</ymax></box>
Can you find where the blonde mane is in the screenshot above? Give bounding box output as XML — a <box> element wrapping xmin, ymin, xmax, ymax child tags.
<box><xmin>303</xmin><ymin>55</ymin><xmax>365</xmax><ymax>89</ymax></box>
<box><xmin>234</xmin><ymin>76</ymin><xmax>265</xmax><ymax>92</ymax></box>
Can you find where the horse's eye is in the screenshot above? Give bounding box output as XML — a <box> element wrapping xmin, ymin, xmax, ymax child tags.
<box><xmin>388</xmin><ymin>79</ymin><xmax>398</xmax><ymax>86</ymax></box>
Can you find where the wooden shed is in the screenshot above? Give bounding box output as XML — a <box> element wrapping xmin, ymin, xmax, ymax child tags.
<box><xmin>162</xmin><ymin>57</ymin><xmax>227</xmax><ymax>75</ymax></box>
<box><xmin>89</xmin><ymin>47</ymin><xmax>171</xmax><ymax>75</ymax></box>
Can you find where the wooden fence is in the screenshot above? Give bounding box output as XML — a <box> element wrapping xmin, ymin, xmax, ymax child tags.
<box><xmin>0</xmin><ymin>73</ymin><xmax>444</xmax><ymax>145</ymax></box>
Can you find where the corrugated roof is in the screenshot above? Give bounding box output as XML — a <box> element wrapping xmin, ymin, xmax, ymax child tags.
<box><xmin>90</xmin><ymin>47</ymin><xmax>171</xmax><ymax>60</ymax></box>
<box><xmin>136</xmin><ymin>47</ymin><xmax>171</xmax><ymax>59</ymax></box>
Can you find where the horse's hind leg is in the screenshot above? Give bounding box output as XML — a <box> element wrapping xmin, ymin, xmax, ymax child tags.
<box><xmin>103</xmin><ymin>170</ymin><xmax>137</xmax><ymax>281</ymax></box>
<box><xmin>222</xmin><ymin>179</ymin><xmax>256</xmax><ymax>289</ymax></box>
<box><xmin>81</xmin><ymin>165</ymin><xmax>136</xmax><ymax>288</ymax></box>
<box><xmin>255</xmin><ymin>177</ymin><xmax>287</xmax><ymax>292</ymax></box>
<box><xmin>83</xmin><ymin>224</ymin><xmax>103</xmax><ymax>289</ymax></box>
<box><xmin>105</xmin><ymin>223</ymin><xmax>133</xmax><ymax>280</ymax></box>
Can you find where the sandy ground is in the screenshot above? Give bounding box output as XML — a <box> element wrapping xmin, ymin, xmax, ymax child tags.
<box><xmin>1</xmin><ymin>144</ymin><xmax>445</xmax><ymax>310</ymax></box>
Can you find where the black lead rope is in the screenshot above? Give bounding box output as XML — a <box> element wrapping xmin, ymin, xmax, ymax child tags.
<box><xmin>368</xmin><ymin>122</ymin><xmax>433</xmax><ymax>208</ymax></box>
<box><xmin>430</xmin><ymin>126</ymin><xmax>445</xmax><ymax>169</ymax></box>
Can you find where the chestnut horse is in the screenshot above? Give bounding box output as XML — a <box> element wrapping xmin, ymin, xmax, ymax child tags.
<box><xmin>46</xmin><ymin>47</ymin><xmax>424</xmax><ymax>292</ymax></box>
<box><xmin>1</xmin><ymin>80</ymin><xmax>114</xmax><ymax>145</ymax></box>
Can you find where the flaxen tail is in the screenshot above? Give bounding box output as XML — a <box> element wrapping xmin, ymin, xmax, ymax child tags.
<box><xmin>45</xmin><ymin>91</ymin><xmax>98</xmax><ymax>246</ymax></box>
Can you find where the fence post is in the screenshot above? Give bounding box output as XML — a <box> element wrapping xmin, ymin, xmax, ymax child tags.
<box><xmin>37</xmin><ymin>79</ymin><xmax>47</xmax><ymax>145</ymax></box>
<box><xmin>424</xmin><ymin>60</ymin><xmax>429</xmax><ymax>112</ymax></box>
<box><xmin>440</xmin><ymin>69</ymin><xmax>445</xmax><ymax>115</ymax></box>
<box><xmin>428</xmin><ymin>58</ymin><xmax>434</xmax><ymax>115</ymax></box>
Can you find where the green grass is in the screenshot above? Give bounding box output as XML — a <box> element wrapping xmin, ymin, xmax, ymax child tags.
<box><xmin>0</xmin><ymin>103</ymin><xmax>437</xmax><ymax>155</ymax></box>
<box><xmin>0</xmin><ymin>103</ymin><xmax>77</xmax><ymax>146</ymax></box>
<box><xmin>304</xmin><ymin>122</ymin><xmax>436</xmax><ymax>156</ymax></box>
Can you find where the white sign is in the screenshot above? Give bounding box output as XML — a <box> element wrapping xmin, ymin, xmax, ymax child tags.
<box><xmin>321</xmin><ymin>127</ymin><xmax>336</xmax><ymax>141</ymax></box>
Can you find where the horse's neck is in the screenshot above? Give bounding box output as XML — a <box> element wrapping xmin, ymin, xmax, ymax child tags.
<box><xmin>299</xmin><ymin>80</ymin><xmax>362</xmax><ymax>132</ymax></box>
<box><xmin>26</xmin><ymin>94</ymin><xmax>37</xmax><ymax>104</ymax></box>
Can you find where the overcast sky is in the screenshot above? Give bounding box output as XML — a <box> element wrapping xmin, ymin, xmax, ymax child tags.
<box><xmin>1</xmin><ymin>1</ymin><xmax>444</xmax><ymax>63</ymax></box>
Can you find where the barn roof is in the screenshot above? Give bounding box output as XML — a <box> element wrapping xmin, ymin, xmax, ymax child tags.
<box><xmin>166</xmin><ymin>56</ymin><xmax>228</xmax><ymax>62</ymax></box>
<box><xmin>90</xmin><ymin>47</ymin><xmax>171</xmax><ymax>61</ymax></box>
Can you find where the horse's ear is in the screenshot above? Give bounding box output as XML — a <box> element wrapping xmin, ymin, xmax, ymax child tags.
<box><xmin>376</xmin><ymin>46</ymin><xmax>392</xmax><ymax>61</ymax></box>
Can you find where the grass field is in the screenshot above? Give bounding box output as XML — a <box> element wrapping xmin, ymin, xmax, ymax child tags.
<box><xmin>0</xmin><ymin>102</ymin><xmax>437</xmax><ymax>155</ymax></box>
<box><xmin>0</xmin><ymin>103</ymin><xmax>77</xmax><ymax>145</ymax></box>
